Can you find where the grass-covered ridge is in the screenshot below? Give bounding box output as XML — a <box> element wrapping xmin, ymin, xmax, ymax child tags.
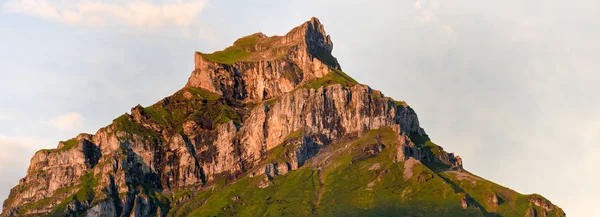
<box><xmin>197</xmin><ymin>34</ymin><xmax>262</xmax><ymax>64</ymax></box>
<box><xmin>299</xmin><ymin>68</ymin><xmax>359</xmax><ymax>90</ymax></box>
<box><xmin>197</xmin><ymin>50</ymin><xmax>250</xmax><ymax>65</ymax></box>
<box><xmin>57</xmin><ymin>138</ymin><xmax>78</xmax><ymax>152</ymax></box>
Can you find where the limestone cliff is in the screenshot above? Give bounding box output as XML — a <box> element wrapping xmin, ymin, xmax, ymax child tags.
<box><xmin>1</xmin><ymin>18</ymin><xmax>564</xmax><ymax>217</ymax></box>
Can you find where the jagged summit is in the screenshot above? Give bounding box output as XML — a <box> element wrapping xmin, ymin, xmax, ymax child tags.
<box><xmin>188</xmin><ymin>18</ymin><xmax>346</xmax><ymax>102</ymax></box>
<box><xmin>194</xmin><ymin>17</ymin><xmax>339</xmax><ymax>69</ymax></box>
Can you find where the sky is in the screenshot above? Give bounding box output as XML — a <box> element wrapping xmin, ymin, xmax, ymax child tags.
<box><xmin>0</xmin><ymin>0</ymin><xmax>597</xmax><ymax>216</ymax></box>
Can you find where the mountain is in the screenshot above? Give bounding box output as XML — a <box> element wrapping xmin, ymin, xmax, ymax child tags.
<box><xmin>1</xmin><ymin>17</ymin><xmax>564</xmax><ymax>217</ymax></box>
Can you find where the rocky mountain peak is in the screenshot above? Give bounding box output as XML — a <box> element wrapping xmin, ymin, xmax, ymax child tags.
<box><xmin>1</xmin><ymin>17</ymin><xmax>565</xmax><ymax>217</ymax></box>
<box><xmin>192</xmin><ymin>17</ymin><xmax>338</xmax><ymax>67</ymax></box>
<box><xmin>188</xmin><ymin>17</ymin><xmax>341</xmax><ymax>102</ymax></box>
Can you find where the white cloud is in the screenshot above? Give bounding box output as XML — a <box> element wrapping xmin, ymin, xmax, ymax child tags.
<box><xmin>413</xmin><ymin>0</ymin><xmax>456</xmax><ymax>39</ymax></box>
<box><xmin>41</xmin><ymin>112</ymin><xmax>84</xmax><ymax>130</ymax></box>
<box><xmin>0</xmin><ymin>115</ymin><xmax>14</xmax><ymax>121</ymax></box>
<box><xmin>2</xmin><ymin>0</ymin><xmax>205</xmax><ymax>28</ymax></box>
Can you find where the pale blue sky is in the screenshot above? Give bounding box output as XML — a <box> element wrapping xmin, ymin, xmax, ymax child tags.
<box><xmin>0</xmin><ymin>0</ymin><xmax>597</xmax><ymax>216</ymax></box>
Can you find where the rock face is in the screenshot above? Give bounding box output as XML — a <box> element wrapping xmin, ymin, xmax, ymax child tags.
<box><xmin>1</xmin><ymin>18</ymin><xmax>564</xmax><ymax>217</ymax></box>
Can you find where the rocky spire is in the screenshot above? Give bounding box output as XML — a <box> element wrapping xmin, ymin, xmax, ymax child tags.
<box><xmin>188</xmin><ymin>17</ymin><xmax>341</xmax><ymax>102</ymax></box>
<box><xmin>280</xmin><ymin>17</ymin><xmax>338</xmax><ymax>68</ymax></box>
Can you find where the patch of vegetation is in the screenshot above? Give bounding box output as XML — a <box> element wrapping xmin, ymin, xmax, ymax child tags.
<box><xmin>48</xmin><ymin>172</ymin><xmax>99</xmax><ymax>216</ymax></box>
<box><xmin>138</xmin><ymin>87</ymin><xmax>224</xmax><ymax>133</ymax></box>
<box><xmin>298</xmin><ymin>68</ymin><xmax>359</xmax><ymax>90</ymax></box>
<box><xmin>57</xmin><ymin>138</ymin><xmax>78</xmax><ymax>152</ymax></box>
<box><xmin>198</xmin><ymin>49</ymin><xmax>250</xmax><ymax>65</ymax></box>
<box><xmin>197</xmin><ymin>34</ymin><xmax>262</xmax><ymax>64</ymax></box>
<box><xmin>265</xmin><ymin>145</ymin><xmax>293</xmax><ymax>164</ymax></box>
<box><xmin>17</xmin><ymin>172</ymin><xmax>99</xmax><ymax>217</ymax></box>
<box><xmin>264</xmin><ymin>97</ymin><xmax>280</xmax><ymax>107</ymax></box>
<box><xmin>17</xmin><ymin>197</ymin><xmax>53</xmax><ymax>216</ymax></box>
<box><xmin>149</xmin><ymin>191</ymin><xmax>171</xmax><ymax>215</ymax></box>
<box><xmin>409</xmin><ymin>133</ymin><xmax>431</xmax><ymax>145</ymax></box>
<box><xmin>187</xmin><ymin>168</ymin><xmax>318</xmax><ymax>216</ymax></box>
<box><xmin>142</xmin><ymin>105</ymin><xmax>187</xmax><ymax>128</ymax></box>
<box><xmin>74</xmin><ymin>172</ymin><xmax>98</xmax><ymax>202</ymax></box>
<box><xmin>264</xmin><ymin>130</ymin><xmax>304</xmax><ymax>164</ymax></box>
<box><xmin>144</xmin><ymin>86</ymin><xmax>245</xmax><ymax>133</ymax></box>
<box><xmin>186</xmin><ymin>98</ymin><xmax>242</xmax><ymax>128</ymax></box>
<box><xmin>424</xmin><ymin>141</ymin><xmax>443</xmax><ymax>158</ymax></box>
<box><xmin>170</xmin><ymin>179</ymin><xmax>229</xmax><ymax>217</ymax></box>
<box><xmin>172</xmin><ymin>189</ymin><xmax>194</xmax><ymax>203</ymax></box>
<box><xmin>142</xmin><ymin>105</ymin><xmax>169</xmax><ymax>126</ymax></box>
<box><xmin>112</xmin><ymin>115</ymin><xmax>160</xmax><ymax>140</ymax></box>
<box><xmin>395</xmin><ymin>100</ymin><xmax>407</xmax><ymax>107</ymax></box>
<box><xmin>232</xmin><ymin>34</ymin><xmax>261</xmax><ymax>49</ymax></box>
<box><xmin>185</xmin><ymin>87</ymin><xmax>221</xmax><ymax>101</ymax></box>
<box><xmin>283</xmin><ymin>130</ymin><xmax>303</xmax><ymax>143</ymax></box>
<box><xmin>434</xmin><ymin>169</ymin><xmax>559</xmax><ymax>217</ymax></box>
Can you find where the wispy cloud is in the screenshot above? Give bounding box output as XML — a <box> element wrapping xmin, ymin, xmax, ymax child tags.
<box><xmin>41</xmin><ymin>112</ymin><xmax>84</xmax><ymax>130</ymax></box>
<box><xmin>0</xmin><ymin>115</ymin><xmax>14</xmax><ymax>121</ymax></box>
<box><xmin>413</xmin><ymin>0</ymin><xmax>456</xmax><ymax>39</ymax></box>
<box><xmin>2</xmin><ymin>0</ymin><xmax>205</xmax><ymax>29</ymax></box>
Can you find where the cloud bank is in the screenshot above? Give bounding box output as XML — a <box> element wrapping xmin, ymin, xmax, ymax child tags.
<box><xmin>2</xmin><ymin>0</ymin><xmax>205</xmax><ymax>28</ymax></box>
